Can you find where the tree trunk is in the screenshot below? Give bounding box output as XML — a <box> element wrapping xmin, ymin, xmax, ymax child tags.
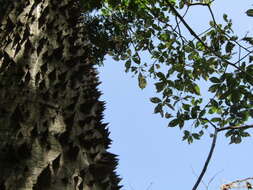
<box><xmin>0</xmin><ymin>0</ymin><xmax>120</xmax><ymax>189</ymax></box>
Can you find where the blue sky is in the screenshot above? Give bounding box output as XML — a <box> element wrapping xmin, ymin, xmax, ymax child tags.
<box><xmin>98</xmin><ymin>1</ymin><xmax>253</xmax><ymax>190</ymax></box>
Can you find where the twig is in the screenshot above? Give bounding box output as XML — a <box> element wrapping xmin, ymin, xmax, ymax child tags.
<box><xmin>146</xmin><ymin>182</ymin><xmax>153</xmax><ymax>190</ymax></box>
<box><xmin>192</xmin><ymin>129</ymin><xmax>218</xmax><ymax>190</ymax></box>
<box><xmin>175</xmin><ymin>16</ymin><xmax>185</xmax><ymax>44</ymax></box>
<box><xmin>234</xmin><ymin>50</ymin><xmax>253</xmax><ymax>65</ymax></box>
<box><xmin>238</xmin><ymin>45</ymin><xmax>241</xmax><ymax>65</ymax></box>
<box><xmin>172</xmin><ymin>6</ymin><xmax>189</xmax><ymax>32</ymax></box>
<box><xmin>206</xmin><ymin>169</ymin><xmax>224</xmax><ymax>190</ymax></box>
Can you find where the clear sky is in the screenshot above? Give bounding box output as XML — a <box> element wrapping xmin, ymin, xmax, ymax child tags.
<box><xmin>98</xmin><ymin>1</ymin><xmax>253</xmax><ymax>190</ymax></box>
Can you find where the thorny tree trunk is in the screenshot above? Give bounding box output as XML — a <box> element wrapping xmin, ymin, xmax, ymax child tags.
<box><xmin>0</xmin><ymin>0</ymin><xmax>120</xmax><ymax>189</ymax></box>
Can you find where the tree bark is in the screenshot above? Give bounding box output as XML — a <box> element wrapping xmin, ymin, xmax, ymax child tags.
<box><xmin>0</xmin><ymin>0</ymin><xmax>120</xmax><ymax>189</ymax></box>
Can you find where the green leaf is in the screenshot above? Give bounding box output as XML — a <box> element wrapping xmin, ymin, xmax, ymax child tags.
<box><xmin>138</xmin><ymin>73</ymin><xmax>147</xmax><ymax>89</ymax></box>
<box><xmin>169</xmin><ymin>0</ymin><xmax>176</xmax><ymax>3</ymax></box>
<box><xmin>178</xmin><ymin>119</ymin><xmax>184</xmax><ymax>129</ymax></box>
<box><xmin>163</xmin><ymin>88</ymin><xmax>173</xmax><ymax>97</ymax></box>
<box><xmin>157</xmin><ymin>72</ymin><xmax>166</xmax><ymax>81</ymax></box>
<box><xmin>241</xmin><ymin>131</ymin><xmax>250</xmax><ymax>137</ymax></box>
<box><xmin>150</xmin><ymin>97</ymin><xmax>161</xmax><ymax>103</ymax></box>
<box><xmin>154</xmin><ymin>103</ymin><xmax>163</xmax><ymax>116</ymax></box>
<box><xmin>132</xmin><ymin>55</ymin><xmax>140</xmax><ymax>64</ymax></box>
<box><xmin>225</xmin><ymin>129</ymin><xmax>234</xmax><ymax>137</ymax></box>
<box><xmin>199</xmin><ymin>110</ymin><xmax>206</xmax><ymax>118</ymax></box>
<box><xmin>225</xmin><ymin>41</ymin><xmax>235</xmax><ymax>54</ymax></box>
<box><xmin>249</xmin><ymin>56</ymin><xmax>253</xmax><ymax>63</ymax></box>
<box><xmin>187</xmin><ymin>136</ymin><xmax>193</xmax><ymax>144</ymax></box>
<box><xmin>193</xmin><ymin>85</ymin><xmax>200</xmax><ymax>95</ymax></box>
<box><xmin>165</xmin><ymin>113</ymin><xmax>173</xmax><ymax>119</ymax></box>
<box><xmin>209</xmin><ymin>77</ymin><xmax>220</xmax><ymax>83</ymax></box>
<box><xmin>149</xmin><ymin>65</ymin><xmax>155</xmax><ymax>73</ymax></box>
<box><xmin>211</xmin><ymin>117</ymin><xmax>221</xmax><ymax>122</ymax></box>
<box><xmin>191</xmin><ymin>108</ymin><xmax>198</xmax><ymax>119</ymax></box>
<box><xmin>242</xmin><ymin>37</ymin><xmax>253</xmax><ymax>45</ymax></box>
<box><xmin>125</xmin><ymin>60</ymin><xmax>131</xmax><ymax>72</ymax></box>
<box><xmin>155</xmin><ymin>82</ymin><xmax>166</xmax><ymax>92</ymax></box>
<box><xmin>210</xmin><ymin>99</ymin><xmax>219</xmax><ymax>108</ymax></box>
<box><xmin>192</xmin><ymin>133</ymin><xmax>200</xmax><ymax>140</ymax></box>
<box><xmin>168</xmin><ymin>119</ymin><xmax>179</xmax><ymax>127</ymax></box>
<box><xmin>246</xmin><ymin>9</ymin><xmax>253</xmax><ymax>17</ymax></box>
<box><xmin>231</xmin><ymin>92</ymin><xmax>240</xmax><ymax>103</ymax></box>
<box><xmin>182</xmin><ymin>103</ymin><xmax>191</xmax><ymax>111</ymax></box>
<box><xmin>208</xmin><ymin>84</ymin><xmax>220</xmax><ymax>93</ymax></box>
<box><xmin>223</xmin><ymin>14</ymin><xmax>228</xmax><ymax>22</ymax></box>
<box><xmin>182</xmin><ymin>130</ymin><xmax>190</xmax><ymax>141</ymax></box>
<box><xmin>208</xmin><ymin>106</ymin><xmax>217</xmax><ymax>114</ymax></box>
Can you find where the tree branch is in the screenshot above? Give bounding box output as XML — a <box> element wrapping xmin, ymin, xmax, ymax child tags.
<box><xmin>207</xmin><ymin>5</ymin><xmax>217</xmax><ymax>26</ymax></box>
<box><xmin>192</xmin><ymin>129</ymin><xmax>218</xmax><ymax>190</ymax></box>
<box><xmin>217</xmin><ymin>124</ymin><xmax>253</xmax><ymax>132</ymax></box>
<box><xmin>186</xmin><ymin>2</ymin><xmax>210</xmax><ymax>7</ymax></box>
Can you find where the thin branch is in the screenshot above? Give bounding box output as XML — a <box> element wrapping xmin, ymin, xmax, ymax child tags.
<box><xmin>207</xmin><ymin>5</ymin><xmax>217</xmax><ymax>26</ymax></box>
<box><xmin>234</xmin><ymin>50</ymin><xmax>253</xmax><ymax>65</ymax></box>
<box><xmin>230</xmin><ymin>37</ymin><xmax>252</xmax><ymax>54</ymax></box>
<box><xmin>146</xmin><ymin>182</ymin><xmax>153</xmax><ymax>190</ymax></box>
<box><xmin>175</xmin><ymin>16</ymin><xmax>185</xmax><ymax>45</ymax></box>
<box><xmin>190</xmin><ymin>27</ymin><xmax>212</xmax><ymax>42</ymax></box>
<box><xmin>190</xmin><ymin>165</ymin><xmax>208</xmax><ymax>190</ymax></box>
<box><xmin>206</xmin><ymin>169</ymin><xmax>224</xmax><ymax>190</ymax></box>
<box><xmin>238</xmin><ymin>45</ymin><xmax>241</xmax><ymax>65</ymax></box>
<box><xmin>202</xmin><ymin>118</ymin><xmax>218</xmax><ymax>130</ymax></box>
<box><xmin>192</xmin><ymin>129</ymin><xmax>218</xmax><ymax>190</ymax></box>
<box><xmin>217</xmin><ymin>124</ymin><xmax>253</xmax><ymax>132</ymax></box>
<box><xmin>172</xmin><ymin>6</ymin><xmax>189</xmax><ymax>32</ymax></box>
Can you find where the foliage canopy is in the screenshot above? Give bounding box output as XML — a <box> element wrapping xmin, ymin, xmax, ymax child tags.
<box><xmin>93</xmin><ymin>0</ymin><xmax>253</xmax><ymax>145</ymax></box>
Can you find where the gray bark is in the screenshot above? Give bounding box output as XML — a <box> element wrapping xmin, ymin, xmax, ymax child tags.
<box><xmin>0</xmin><ymin>0</ymin><xmax>120</xmax><ymax>189</ymax></box>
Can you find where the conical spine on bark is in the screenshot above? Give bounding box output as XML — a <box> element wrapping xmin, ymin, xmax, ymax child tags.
<box><xmin>0</xmin><ymin>0</ymin><xmax>120</xmax><ymax>189</ymax></box>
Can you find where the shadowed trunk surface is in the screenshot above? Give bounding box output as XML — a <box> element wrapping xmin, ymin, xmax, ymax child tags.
<box><xmin>0</xmin><ymin>0</ymin><xmax>120</xmax><ymax>189</ymax></box>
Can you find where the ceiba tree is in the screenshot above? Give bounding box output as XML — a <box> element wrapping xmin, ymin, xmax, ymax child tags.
<box><xmin>1</xmin><ymin>0</ymin><xmax>253</xmax><ymax>189</ymax></box>
<box><xmin>0</xmin><ymin>0</ymin><xmax>121</xmax><ymax>189</ymax></box>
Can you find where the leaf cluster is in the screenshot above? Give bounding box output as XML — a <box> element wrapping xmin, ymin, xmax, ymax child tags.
<box><xmin>98</xmin><ymin>0</ymin><xmax>253</xmax><ymax>144</ymax></box>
